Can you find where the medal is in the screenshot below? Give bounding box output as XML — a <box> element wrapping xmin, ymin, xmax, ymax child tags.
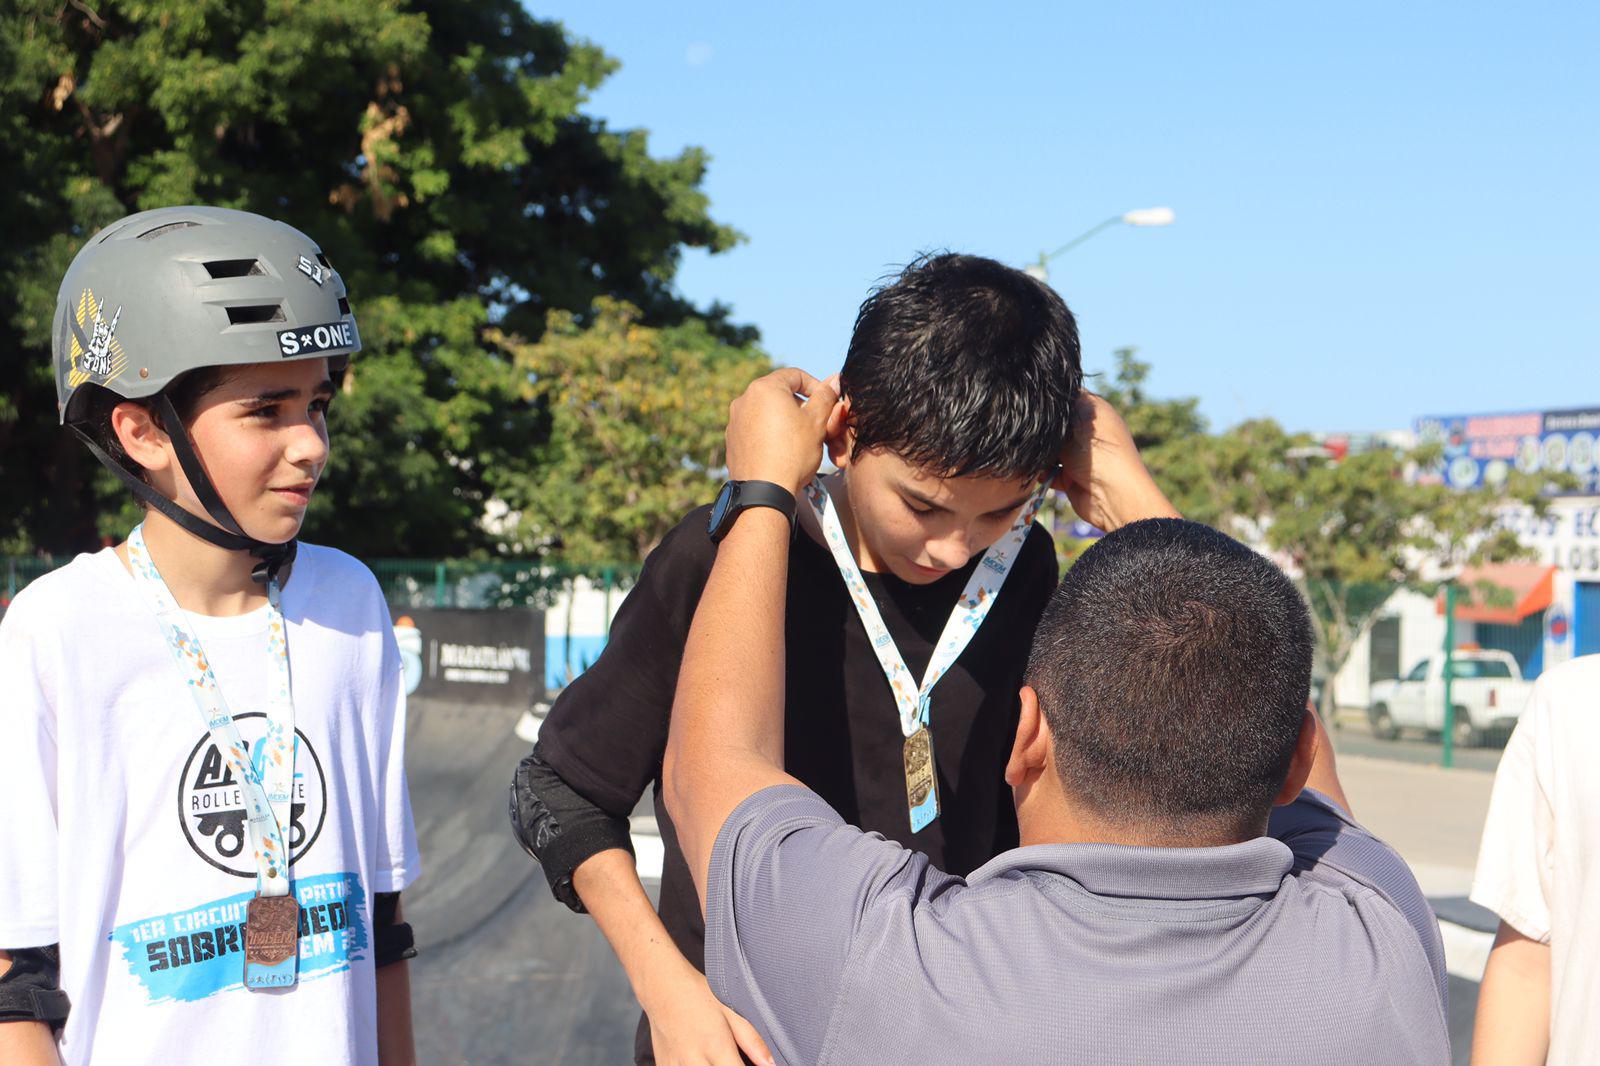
<box><xmin>805</xmin><ymin>477</ymin><xmax>1046</xmax><ymax>833</ymax></box>
<box><xmin>244</xmin><ymin>893</ymin><xmax>301</xmax><ymax>988</ymax></box>
<box><xmin>903</xmin><ymin>726</ymin><xmax>939</xmax><ymax>833</ymax></box>
<box><xmin>126</xmin><ymin>524</ymin><xmax>300</xmax><ymax>989</ymax></box>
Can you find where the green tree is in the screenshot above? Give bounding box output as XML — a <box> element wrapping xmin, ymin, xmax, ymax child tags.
<box><xmin>490</xmin><ymin>299</ymin><xmax>771</xmax><ymax>565</ymax></box>
<box><xmin>1</xmin><ymin>0</ymin><xmax>743</xmax><ymax>557</ymax></box>
<box><xmin>1092</xmin><ymin>346</ymin><xmax>1215</xmax><ymax>522</ymax></box>
<box><xmin>1190</xmin><ymin>425</ymin><xmax>1547</xmax><ymax>720</ymax></box>
<box><xmin>1083</xmin><ymin>351</ymin><xmax>1550</xmax><ymax>719</ymax></box>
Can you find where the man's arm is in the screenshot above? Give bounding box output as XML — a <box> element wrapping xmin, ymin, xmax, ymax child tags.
<box><xmin>1471</xmin><ymin>921</ymin><xmax>1551</xmax><ymax>1066</ymax></box>
<box><xmin>1055</xmin><ymin>393</ymin><xmax>1182</xmax><ymax>531</ymax></box>
<box><xmin>663</xmin><ymin>369</ymin><xmax>836</xmax><ymax>904</ymax></box>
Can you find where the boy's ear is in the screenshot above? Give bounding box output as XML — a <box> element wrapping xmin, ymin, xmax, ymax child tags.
<box><xmin>110</xmin><ymin>401</ymin><xmax>172</xmax><ymax>475</ymax></box>
<box><xmin>825</xmin><ymin>396</ymin><xmax>853</xmax><ymax>469</ymax></box>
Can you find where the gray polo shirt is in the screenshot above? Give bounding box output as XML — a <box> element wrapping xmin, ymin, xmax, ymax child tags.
<box><xmin>705</xmin><ymin>786</ymin><xmax>1448</xmax><ymax>1065</ymax></box>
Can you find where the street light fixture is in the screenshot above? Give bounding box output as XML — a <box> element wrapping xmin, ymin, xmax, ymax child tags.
<box><xmin>1024</xmin><ymin>207</ymin><xmax>1175</xmax><ymax>282</ymax></box>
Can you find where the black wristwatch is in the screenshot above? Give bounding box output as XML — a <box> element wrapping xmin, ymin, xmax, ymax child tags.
<box><xmin>707</xmin><ymin>480</ymin><xmax>797</xmax><ymax>543</ymax></box>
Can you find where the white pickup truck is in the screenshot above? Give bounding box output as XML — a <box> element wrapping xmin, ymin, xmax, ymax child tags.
<box><xmin>1367</xmin><ymin>649</ymin><xmax>1535</xmax><ymax>747</ymax></box>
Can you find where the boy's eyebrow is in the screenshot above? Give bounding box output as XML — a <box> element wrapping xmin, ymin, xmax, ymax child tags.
<box><xmin>899</xmin><ymin>486</ymin><xmax>1034</xmax><ymax>514</ymax></box>
<box><xmin>900</xmin><ymin>486</ymin><xmax>950</xmax><ymax>512</ymax></box>
<box><xmin>992</xmin><ymin>491</ymin><xmax>1035</xmax><ymax>514</ymax></box>
<box><xmin>239</xmin><ymin>380</ymin><xmax>336</xmax><ymax>404</ymax></box>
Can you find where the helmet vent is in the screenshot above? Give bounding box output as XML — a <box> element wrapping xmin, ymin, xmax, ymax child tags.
<box><xmin>317</xmin><ymin>253</ymin><xmax>332</xmax><ymax>268</ymax></box>
<box><xmin>204</xmin><ymin>258</ymin><xmax>267</xmax><ymax>279</ymax></box>
<box><xmin>226</xmin><ymin>304</ymin><xmax>287</xmax><ymax>324</ymax></box>
<box><xmin>338</xmin><ymin>297</ymin><xmax>351</xmax><ymax>315</ymax></box>
<box><xmin>138</xmin><ymin>221</ymin><xmax>200</xmax><ymax>240</ymax></box>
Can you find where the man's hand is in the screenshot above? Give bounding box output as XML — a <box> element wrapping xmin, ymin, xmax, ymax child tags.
<box><xmin>1054</xmin><ymin>392</ymin><xmax>1181</xmax><ymax>531</ymax></box>
<box><xmin>726</xmin><ymin>368</ymin><xmax>840</xmax><ymax>496</ymax></box>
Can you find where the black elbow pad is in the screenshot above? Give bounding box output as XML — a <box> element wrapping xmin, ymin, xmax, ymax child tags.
<box><xmin>0</xmin><ymin>945</ymin><xmax>70</xmax><ymax>1031</ymax></box>
<box><xmin>372</xmin><ymin>892</ymin><xmax>417</xmax><ymax>968</ymax></box>
<box><xmin>510</xmin><ymin>744</ymin><xmax>635</xmax><ymax>914</ymax></box>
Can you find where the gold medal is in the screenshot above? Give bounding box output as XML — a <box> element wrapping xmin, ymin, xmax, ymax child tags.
<box><xmin>903</xmin><ymin>726</ymin><xmax>938</xmax><ymax>832</ymax></box>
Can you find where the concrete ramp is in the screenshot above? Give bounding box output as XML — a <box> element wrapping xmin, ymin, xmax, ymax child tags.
<box><xmin>402</xmin><ymin>695</ymin><xmax>644</xmax><ymax>1063</ymax></box>
<box><xmin>401</xmin><ymin>696</ymin><xmax>535</xmax><ymax>950</ymax></box>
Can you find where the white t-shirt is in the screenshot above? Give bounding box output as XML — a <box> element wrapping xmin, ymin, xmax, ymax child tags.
<box><xmin>0</xmin><ymin>544</ymin><xmax>420</xmax><ymax>1066</ymax></box>
<box><xmin>1471</xmin><ymin>653</ymin><xmax>1600</xmax><ymax>1066</ymax></box>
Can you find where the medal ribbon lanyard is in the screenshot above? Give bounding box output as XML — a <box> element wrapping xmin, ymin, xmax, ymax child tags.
<box><xmin>126</xmin><ymin>524</ymin><xmax>296</xmax><ymax>897</ymax></box>
<box><xmin>803</xmin><ymin>477</ymin><xmax>1046</xmax><ymax>830</ymax></box>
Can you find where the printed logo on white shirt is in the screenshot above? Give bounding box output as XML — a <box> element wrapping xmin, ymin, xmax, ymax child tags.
<box><xmin>179</xmin><ymin>713</ymin><xmax>328</xmax><ymax>877</ymax></box>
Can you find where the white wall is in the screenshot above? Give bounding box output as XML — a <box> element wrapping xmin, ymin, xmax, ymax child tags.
<box><xmin>1332</xmin><ymin>588</ymin><xmax>1450</xmax><ymax>709</ymax></box>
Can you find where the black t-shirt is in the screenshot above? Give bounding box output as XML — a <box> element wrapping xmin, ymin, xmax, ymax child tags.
<box><xmin>537</xmin><ymin>503</ymin><xmax>1058</xmax><ymax>1042</ymax></box>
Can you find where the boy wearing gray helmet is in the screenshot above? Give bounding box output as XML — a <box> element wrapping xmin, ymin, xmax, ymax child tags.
<box><xmin>0</xmin><ymin>207</ymin><xmax>420</xmax><ymax>1065</ymax></box>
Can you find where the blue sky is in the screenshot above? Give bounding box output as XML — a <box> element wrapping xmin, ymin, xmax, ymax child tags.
<box><xmin>534</xmin><ymin>2</ymin><xmax>1598</xmax><ymax>433</ymax></box>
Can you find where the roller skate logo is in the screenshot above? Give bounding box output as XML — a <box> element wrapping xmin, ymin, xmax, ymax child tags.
<box><xmin>178</xmin><ymin>713</ymin><xmax>327</xmax><ymax>878</ymax></box>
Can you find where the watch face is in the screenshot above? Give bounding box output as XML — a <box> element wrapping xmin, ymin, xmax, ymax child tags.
<box><xmin>708</xmin><ymin>481</ymin><xmax>738</xmax><ymax>535</ymax></box>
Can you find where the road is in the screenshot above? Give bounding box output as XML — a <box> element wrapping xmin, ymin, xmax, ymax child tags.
<box><xmin>1330</xmin><ymin>714</ymin><xmax>1507</xmax><ymax>773</ymax></box>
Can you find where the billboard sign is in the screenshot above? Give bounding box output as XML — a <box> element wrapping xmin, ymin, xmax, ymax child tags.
<box><xmin>388</xmin><ymin>606</ymin><xmax>545</xmax><ymax>707</ymax></box>
<box><xmin>1415</xmin><ymin>407</ymin><xmax>1600</xmax><ymax>496</ymax></box>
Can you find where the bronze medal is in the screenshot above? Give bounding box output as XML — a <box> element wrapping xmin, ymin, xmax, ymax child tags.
<box><xmin>244</xmin><ymin>893</ymin><xmax>300</xmax><ymax>968</ymax></box>
<box><xmin>903</xmin><ymin>726</ymin><xmax>936</xmax><ymax>810</ymax></box>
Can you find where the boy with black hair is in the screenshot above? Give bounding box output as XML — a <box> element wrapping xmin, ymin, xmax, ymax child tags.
<box><xmin>662</xmin><ymin>371</ymin><xmax>1448</xmax><ymax>1062</ymax></box>
<box><xmin>510</xmin><ymin>252</ymin><xmax>1178</xmax><ymax>1064</ymax></box>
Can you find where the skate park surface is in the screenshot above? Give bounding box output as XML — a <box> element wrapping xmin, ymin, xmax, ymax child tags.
<box><xmin>405</xmin><ymin>696</ymin><xmax>642</xmax><ymax>1064</ymax></box>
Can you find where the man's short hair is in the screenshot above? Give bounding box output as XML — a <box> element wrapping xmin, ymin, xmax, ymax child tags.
<box><xmin>841</xmin><ymin>253</ymin><xmax>1081</xmax><ymax>482</ymax></box>
<box><xmin>1026</xmin><ymin>518</ymin><xmax>1315</xmax><ymax>839</ymax></box>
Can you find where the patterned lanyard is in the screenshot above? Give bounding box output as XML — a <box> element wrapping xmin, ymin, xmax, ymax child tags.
<box><xmin>803</xmin><ymin>477</ymin><xmax>1046</xmax><ymax>738</ymax></box>
<box><xmin>126</xmin><ymin>524</ymin><xmax>296</xmax><ymax>898</ymax></box>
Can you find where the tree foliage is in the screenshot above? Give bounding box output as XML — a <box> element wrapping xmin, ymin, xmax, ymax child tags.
<box><xmin>490</xmin><ymin>299</ymin><xmax>771</xmax><ymax>565</ymax></box>
<box><xmin>1094</xmin><ymin>351</ymin><xmax>1549</xmax><ymax>716</ymax></box>
<box><xmin>1</xmin><ymin>0</ymin><xmax>744</xmax><ymax>557</ymax></box>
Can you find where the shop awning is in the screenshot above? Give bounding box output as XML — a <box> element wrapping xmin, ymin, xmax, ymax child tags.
<box><xmin>1440</xmin><ymin>563</ymin><xmax>1557</xmax><ymax>624</ymax></box>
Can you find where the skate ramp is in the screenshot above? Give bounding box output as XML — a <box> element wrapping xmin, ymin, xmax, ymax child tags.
<box><xmin>402</xmin><ymin>694</ymin><xmax>646</xmax><ymax>1063</ymax></box>
<box><xmin>401</xmin><ymin>695</ymin><xmax>535</xmax><ymax>950</ymax></box>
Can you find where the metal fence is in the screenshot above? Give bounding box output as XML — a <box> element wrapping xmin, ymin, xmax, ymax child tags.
<box><xmin>3</xmin><ymin>557</ymin><xmax>59</xmax><ymax>604</ymax></box>
<box><xmin>367</xmin><ymin>559</ymin><xmax>638</xmax><ymax>611</ymax></box>
<box><xmin>1</xmin><ymin>554</ymin><xmax>639</xmax><ymax>613</ymax></box>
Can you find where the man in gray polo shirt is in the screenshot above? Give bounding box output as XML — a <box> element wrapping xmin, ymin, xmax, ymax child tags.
<box><xmin>662</xmin><ymin>369</ymin><xmax>1450</xmax><ymax>1065</ymax></box>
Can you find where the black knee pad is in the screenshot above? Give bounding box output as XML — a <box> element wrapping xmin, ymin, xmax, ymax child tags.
<box><xmin>0</xmin><ymin>945</ymin><xmax>70</xmax><ymax>1031</ymax></box>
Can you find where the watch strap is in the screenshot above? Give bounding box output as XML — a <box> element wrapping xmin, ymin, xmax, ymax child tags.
<box><xmin>709</xmin><ymin>480</ymin><xmax>797</xmax><ymax>542</ymax></box>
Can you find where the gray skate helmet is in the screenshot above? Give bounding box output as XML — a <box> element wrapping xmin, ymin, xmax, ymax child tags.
<box><xmin>53</xmin><ymin>205</ymin><xmax>362</xmax><ymax>581</ymax></box>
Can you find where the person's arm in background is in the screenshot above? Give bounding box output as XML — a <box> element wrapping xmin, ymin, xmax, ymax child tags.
<box><xmin>662</xmin><ymin>368</ymin><xmax>835</xmax><ymax>905</ymax></box>
<box><xmin>1471</xmin><ymin>922</ymin><xmax>1551</xmax><ymax>1066</ymax></box>
<box><xmin>509</xmin><ymin>513</ymin><xmax>774</xmax><ymax>1066</ymax></box>
<box><xmin>0</xmin><ymin>952</ymin><xmax>62</xmax><ymax>1066</ymax></box>
<box><xmin>1469</xmin><ymin>690</ymin><xmax>1557</xmax><ymax>1066</ymax></box>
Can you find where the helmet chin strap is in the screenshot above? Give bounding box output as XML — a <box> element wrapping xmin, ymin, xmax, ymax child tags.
<box><xmin>71</xmin><ymin>395</ymin><xmax>296</xmax><ymax>584</ymax></box>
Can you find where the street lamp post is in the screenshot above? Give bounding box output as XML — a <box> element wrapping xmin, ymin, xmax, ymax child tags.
<box><xmin>1025</xmin><ymin>207</ymin><xmax>1175</xmax><ymax>282</ymax></box>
